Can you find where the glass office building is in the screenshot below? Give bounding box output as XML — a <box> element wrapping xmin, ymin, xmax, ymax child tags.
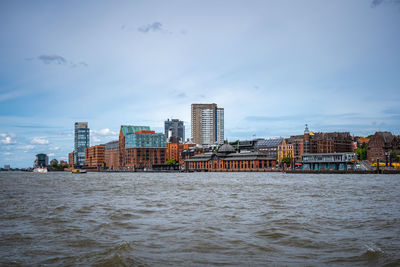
<box><xmin>74</xmin><ymin>122</ymin><xmax>90</xmax><ymax>167</ymax></box>
<box><xmin>164</xmin><ymin>119</ymin><xmax>185</xmax><ymax>141</ymax></box>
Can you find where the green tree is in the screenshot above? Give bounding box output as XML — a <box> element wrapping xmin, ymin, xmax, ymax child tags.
<box><xmin>355</xmin><ymin>143</ymin><xmax>367</xmax><ymax>160</ymax></box>
<box><xmin>281</xmin><ymin>157</ymin><xmax>291</xmax><ymax>164</ymax></box>
<box><xmin>166</xmin><ymin>158</ymin><xmax>178</xmax><ymax>165</ymax></box>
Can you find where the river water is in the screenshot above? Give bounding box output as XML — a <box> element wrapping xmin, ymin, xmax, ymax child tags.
<box><xmin>1</xmin><ymin>172</ymin><xmax>399</xmax><ymax>266</ymax></box>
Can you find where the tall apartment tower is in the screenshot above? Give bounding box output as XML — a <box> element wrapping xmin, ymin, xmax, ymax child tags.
<box><xmin>164</xmin><ymin>119</ymin><xmax>185</xmax><ymax>141</ymax></box>
<box><xmin>191</xmin><ymin>103</ymin><xmax>224</xmax><ymax>145</ymax></box>
<box><xmin>74</xmin><ymin>122</ymin><xmax>90</xmax><ymax>167</ymax></box>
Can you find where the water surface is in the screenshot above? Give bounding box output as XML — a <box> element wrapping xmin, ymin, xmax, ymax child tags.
<box><xmin>1</xmin><ymin>172</ymin><xmax>399</xmax><ymax>266</ymax></box>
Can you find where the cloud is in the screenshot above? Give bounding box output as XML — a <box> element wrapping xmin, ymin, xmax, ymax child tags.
<box><xmin>47</xmin><ymin>153</ymin><xmax>55</xmax><ymax>157</ymax></box>
<box><xmin>50</xmin><ymin>146</ymin><xmax>60</xmax><ymax>151</ymax></box>
<box><xmin>38</xmin><ymin>54</ymin><xmax>67</xmax><ymax>65</ymax></box>
<box><xmin>31</xmin><ymin>137</ymin><xmax>50</xmax><ymax>145</ymax></box>
<box><xmin>3</xmin><ymin>152</ymin><xmax>13</xmax><ymax>156</ymax></box>
<box><xmin>138</xmin><ymin>22</ymin><xmax>164</xmax><ymax>33</ymax></box>
<box><xmin>371</xmin><ymin>0</ymin><xmax>400</xmax><ymax>7</ymax></box>
<box><xmin>18</xmin><ymin>145</ymin><xmax>35</xmax><ymax>151</ymax></box>
<box><xmin>26</xmin><ymin>54</ymin><xmax>88</xmax><ymax>68</ymax></box>
<box><xmin>92</xmin><ymin>128</ymin><xmax>117</xmax><ymax>137</ymax></box>
<box><xmin>0</xmin><ymin>133</ymin><xmax>16</xmax><ymax>144</ymax></box>
<box><xmin>92</xmin><ymin>136</ymin><xmax>101</xmax><ymax>142</ymax></box>
<box><xmin>177</xmin><ymin>92</ymin><xmax>187</xmax><ymax>98</ymax></box>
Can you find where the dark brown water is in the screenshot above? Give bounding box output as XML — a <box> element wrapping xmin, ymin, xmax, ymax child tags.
<box><xmin>1</xmin><ymin>172</ymin><xmax>399</xmax><ymax>266</ymax></box>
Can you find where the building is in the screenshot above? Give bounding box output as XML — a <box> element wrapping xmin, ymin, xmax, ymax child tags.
<box><xmin>60</xmin><ymin>160</ymin><xmax>68</xmax><ymax>165</ymax></box>
<box><xmin>254</xmin><ymin>138</ymin><xmax>283</xmax><ymax>159</ymax></box>
<box><xmin>119</xmin><ymin>125</ymin><xmax>167</xmax><ymax>169</ymax></box>
<box><xmin>50</xmin><ymin>159</ymin><xmax>58</xmax><ymax>165</ymax></box>
<box><xmin>164</xmin><ymin>119</ymin><xmax>185</xmax><ymax>141</ymax></box>
<box><xmin>367</xmin><ymin>132</ymin><xmax>399</xmax><ymax>163</ymax></box>
<box><xmin>289</xmin><ymin>125</ymin><xmax>354</xmax><ymax>161</ymax></box>
<box><xmin>191</xmin><ymin>103</ymin><xmax>224</xmax><ymax>145</ymax></box>
<box><xmin>74</xmin><ymin>122</ymin><xmax>90</xmax><ymax>167</ymax></box>
<box><xmin>68</xmin><ymin>152</ymin><xmax>74</xmax><ymax>168</ymax></box>
<box><xmin>4</xmin><ymin>165</ymin><xmax>11</xmax><ymax>170</ymax></box>
<box><xmin>166</xmin><ymin>140</ymin><xmax>196</xmax><ymax>165</ymax></box>
<box><xmin>278</xmin><ymin>138</ymin><xmax>294</xmax><ymax>164</ymax></box>
<box><xmin>185</xmin><ymin>144</ymin><xmax>277</xmax><ymax>171</ymax></box>
<box><xmin>301</xmin><ymin>153</ymin><xmax>357</xmax><ymax>171</ymax></box>
<box><xmin>85</xmin><ymin>145</ymin><xmax>105</xmax><ymax>167</ymax></box>
<box><xmin>105</xmin><ymin>140</ymin><xmax>119</xmax><ymax>170</ymax></box>
<box><xmin>34</xmin><ymin>153</ymin><xmax>48</xmax><ymax>167</ymax></box>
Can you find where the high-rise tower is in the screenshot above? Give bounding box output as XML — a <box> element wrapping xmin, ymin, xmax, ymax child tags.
<box><xmin>191</xmin><ymin>103</ymin><xmax>224</xmax><ymax>145</ymax></box>
<box><xmin>74</xmin><ymin>122</ymin><xmax>90</xmax><ymax>167</ymax></box>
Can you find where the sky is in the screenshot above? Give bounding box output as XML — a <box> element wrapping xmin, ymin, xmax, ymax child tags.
<box><xmin>1</xmin><ymin>0</ymin><xmax>400</xmax><ymax>168</ymax></box>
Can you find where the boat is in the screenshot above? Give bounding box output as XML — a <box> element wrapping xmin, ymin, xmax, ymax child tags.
<box><xmin>33</xmin><ymin>166</ymin><xmax>48</xmax><ymax>173</ymax></box>
<box><xmin>72</xmin><ymin>169</ymin><xmax>87</xmax><ymax>173</ymax></box>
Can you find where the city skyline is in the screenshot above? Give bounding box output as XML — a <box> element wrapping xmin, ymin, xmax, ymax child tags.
<box><xmin>1</xmin><ymin>0</ymin><xmax>400</xmax><ymax>167</ymax></box>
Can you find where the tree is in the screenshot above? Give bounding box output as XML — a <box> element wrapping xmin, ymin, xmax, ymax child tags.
<box><xmin>166</xmin><ymin>158</ymin><xmax>178</xmax><ymax>165</ymax></box>
<box><xmin>281</xmin><ymin>157</ymin><xmax>291</xmax><ymax>164</ymax></box>
<box><xmin>355</xmin><ymin>143</ymin><xmax>367</xmax><ymax>160</ymax></box>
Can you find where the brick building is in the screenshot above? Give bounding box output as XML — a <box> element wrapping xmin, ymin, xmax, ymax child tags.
<box><xmin>367</xmin><ymin>132</ymin><xmax>399</xmax><ymax>163</ymax></box>
<box><xmin>166</xmin><ymin>139</ymin><xmax>196</xmax><ymax>165</ymax></box>
<box><xmin>185</xmin><ymin>144</ymin><xmax>277</xmax><ymax>171</ymax></box>
<box><xmin>68</xmin><ymin>152</ymin><xmax>74</xmax><ymax>168</ymax></box>
<box><xmin>105</xmin><ymin>140</ymin><xmax>119</xmax><ymax>170</ymax></box>
<box><xmin>119</xmin><ymin>125</ymin><xmax>167</xmax><ymax>169</ymax></box>
<box><xmin>85</xmin><ymin>145</ymin><xmax>105</xmax><ymax>167</ymax></box>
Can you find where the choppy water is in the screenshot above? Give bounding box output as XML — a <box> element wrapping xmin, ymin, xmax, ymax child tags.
<box><xmin>1</xmin><ymin>172</ymin><xmax>400</xmax><ymax>266</ymax></box>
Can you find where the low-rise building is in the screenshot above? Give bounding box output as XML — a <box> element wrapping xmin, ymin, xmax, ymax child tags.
<box><xmin>301</xmin><ymin>153</ymin><xmax>357</xmax><ymax>171</ymax></box>
<box><xmin>185</xmin><ymin>144</ymin><xmax>277</xmax><ymax>171</ymax></box>
<box><xmin>68</xmin><ymin>152</ymin><xmax>74</xmax><ymax>168</ymax></box>
<box><xmin>34</xmin><ymin>153</ymin><xmax>48</xmax><ymax>167</ymax></box>
<box><xmin>367</xmin><ymin>132</ymin><xmax>399</xmax><ymax>163</ymax></box>
<box><xmin>278</xmin><ymin>138</ymin><xmax>294</xmax><ymax>164</ymax></box>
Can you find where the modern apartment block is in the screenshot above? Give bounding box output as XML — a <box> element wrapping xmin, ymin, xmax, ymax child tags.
<box><xmin>191</xmin><ymin>103</ymin><xmax>224</xmax><ymax>145</ymax></box>
<box><xmin>119</xmin><ymin>125</ymin><xmax>167</xmax><ymax>169</ymax></box>
<box><xmin>74</xmin><ymin>122</ymin><xmax>90</xmax><ymax>167</ymax></box>
<box><xmin>164</xmin><ymin>119</ymin><xmax>185</xmax><ymax>141</ymax></box>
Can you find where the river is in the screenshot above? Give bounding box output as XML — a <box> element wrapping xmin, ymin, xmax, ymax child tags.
<box><xmin>1</xmin><ymin>172</ymin><xmax>399</xmax><ymax>266</ymax></box>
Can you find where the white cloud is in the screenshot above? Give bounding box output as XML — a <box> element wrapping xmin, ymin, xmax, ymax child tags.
<box><xmin>92</xmin><ymin>136</ymin><xmax>101</xmax><ymax>142</ymax></box>
<box><xmin>18</xmin><ymin>145</ymin><xmax>35</xmax><ymax>150</ymax></box>
<box><xmin>3</xmin><ymin>152</ymin><xmax>13</xmax><ymax>156</ymax></box>
<box><xmin>31</xmin><ymin>137</ymin><xmax>49</xmax><ymax>145</ymax></box>
<box><xmin>92</xmin><ymin>128</ymin><xmax>117</xmax><ymax>137</ymax></box>
<box><xmin>0</xmin><ymin>133</ymin><xmax>16</xmax><ymax>144</ymax></box>
<box><xmin>47</xmin><ymin>153</ymin><xmax>55</xmax><ymax>157</ymax></box>
<box><xmin>50</xmin><ymin>146</ymin><xmax>60</xmax><ymax>151</ymax></box>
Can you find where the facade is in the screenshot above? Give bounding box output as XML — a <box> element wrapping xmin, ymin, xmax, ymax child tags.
<box><xmin>289</xmin><ymin>125</ymin><xmax>354</xmax><ymax>161</ymax></box>
<box><xmin>367</xmin><ymin>132</ymin><xmax>399</xmax><ymax>163</ymax></box>
<box><xmin>68</xmin><ymin>152</ymin><xmax>74</xmax><ymax>168</ymax></box>
<box><xmin>85</xmin><ymin>145</ymin><xmax>105</xmax><ymax>167</ymax></box>
<box><xmin>164</xmin><ymin>119</ymin><xmax>185</xmax><ymax>141</ymax></box>
<box><xmin>50</xmin><ymin>159</ymin><xmax>58</xmax><ymax>165</ymax></box>
<box><xmin>191</xmin><ymin>103</ymin><xmax>224</xmax><ymax>145</ymax></box>
<box><xmin>119</xmin><ymin>125</ymin><xmax>167</xmax><ymax>169</ymax></box>
<box><xmin>74</xmin><ymin>122</ymin><xmax>90</xmax><ymax>167</ymax></box>
<box><xmin>301</xmin><ymin>153</ymin><xmax>357</xmax><ymax>171</ymax></box>
<box><xmin>34</xmin><ymin>153</ymin><xmax>48</xmax><ymax>167</ymax></box>
<box><xmin>166</xmin><ymin>141</ymin><xmax>196</xmax><ymax>164</ymax></box>
<box><xmin>105</xmin><ymin>140</ymin><xmax>119</xmax><ymax>170</ymax></box>
<box><xmin>254</xmin><ymin>138</ymin><xmax>283</xmax><ymax>159</ymax></box>
<box><xmin>277</xmin><ymin>138</ymin><xmax>294</xmax><ymax>164</ymax></box>
<box><xmin>185</xmin><ymin>144</ymin><xmax>277</xmax><ymax>171</ymax></box>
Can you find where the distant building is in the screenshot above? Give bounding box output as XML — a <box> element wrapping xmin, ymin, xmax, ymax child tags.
<box><xmin>74</xmin><ymin>122</ymin><xmax>90</xmax><ymax>167</ymax></box>
<box><xmin>68</xmin><ymin>152</ymin><xmax>74</xmax><ymax>168</ymax></box>
<box><xmin>164</xmin><ymin>119</ymin><xmax>185</xmax><ymax>141</ymax></box>
<box><xmin>185</xmin><ymin>144</ymin><xmax>277</xmax><ymax>171</ymax></box>
<box><xmin>301</xmin><ymin>153</ymin><xmax>357</xmax><ymax>171</ymax></box>
<box><xmin>278</xmin><ymin>138</ymin><xmax>294</xmax><ymax>164</ymax></box>
<box><xmin>85</xmin><ymin>145</ymin><xmax>105</xmax><ymax>167</ymax></box>
<box><xmin>255</xmin><ymin>138</ymin><xmax>284</xmax><ymax>159</ymax></box>
<box><xmin>4</xmin><ymin>165</ymin><xmax>11</xmax><ymax>170</ymax></box>
<box><xmin>60</xmin><ymin>160</ymin><xmax>68</xmax><ymax>165</ymax></box>
<box><xmin>166</xmin><ymin>140</ymin><xmax>196</xmax><ymax>165</ymax></box>
<box><xmin>288</xmin><ymin>125</ymin><xmax>354</xmax><ymax>162</ymax></box>
<box><xmin>119</xmin><ymin>125</ymin><xmax>167</xmax><ymax>169</ymax></box>
<box><xmin>50</xmin><ymin>159</ymin><xmax>58</xmax><ymax>165</ymax></box>
<box><xmin>34</xmin><ymin>153</ymin><xmax>48</xmax><ymax>167</ymax></box>
<box><xmin>191</xmin><ymin>103</ymin><xmax>224</xmax><ymax>145</ymax></box>
<box><xmin>105</xmin><ymin>140</ymin><xmax>119</xmax><ymax>170</ymax></box>
<box><xmin>367</xmin><ymin>132</ymin><xmax>399</xmax><ymax>163</ymax></box>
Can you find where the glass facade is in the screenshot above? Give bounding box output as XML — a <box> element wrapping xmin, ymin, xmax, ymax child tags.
<box><xmin>74</xmin><ymin>122</ymin><xmax>90</xmax><ymax>166</ymax></box>
<box><xmin>164</xmin><ymin>119</ymin><xmax>185</xmax><ymax>141</ymax></box>
<box><xmin>125</xmin><ymin>133</ymin><xmax>167</xmax><ymax>148</ymax></box>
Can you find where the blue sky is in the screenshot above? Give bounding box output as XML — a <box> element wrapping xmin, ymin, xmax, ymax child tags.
<box><xmin>1</xmin><ymin>0</ymin><xmax>399</xmax><ymax>167</ymax></box>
